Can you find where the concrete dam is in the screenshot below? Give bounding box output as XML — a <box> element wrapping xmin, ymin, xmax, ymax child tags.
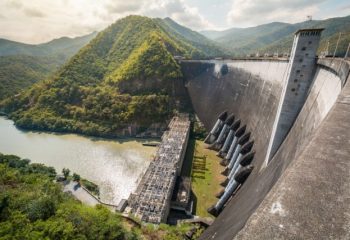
<box><xmin>180</xmin><ymin>29</ymin><xmax>350</xmax><ymax>239</ymax></box>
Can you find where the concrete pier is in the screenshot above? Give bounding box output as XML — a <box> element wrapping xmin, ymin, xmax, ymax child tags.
<box><xmin>128</xmin><ymin>114</ymin><xmax>190</xmax><ymax>224</ymax></box>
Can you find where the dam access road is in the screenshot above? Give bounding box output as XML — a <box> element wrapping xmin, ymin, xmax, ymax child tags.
<box><xmin>178</xmin><ymin>28</ymin><xmax>350</xmax><ymax>239</ymax></box>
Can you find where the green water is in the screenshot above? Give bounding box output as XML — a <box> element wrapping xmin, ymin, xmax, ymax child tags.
<box><xmin>0</xmin><ymin>116</ymin><xmax>156</xmax><ymax>204</ymax></box>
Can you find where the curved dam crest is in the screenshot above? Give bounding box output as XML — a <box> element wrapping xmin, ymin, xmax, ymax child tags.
<box><xmin>180</xmin><ymin>57</ymin><xmax>350</xmax><ymax>239</ymax></box>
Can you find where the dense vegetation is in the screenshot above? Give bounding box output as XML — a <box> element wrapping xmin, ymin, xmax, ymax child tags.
<box><xmin>0</xmin><ymin>32</ymin><xmax>97</xmax><ymax>100</ymax></box>
<box><xmin>0</xmin><ymin>153</ymin><xmax>138</xmax><ymax>239</ymax></box>
<box><xmin>0</xmin><ymin>55</ymin><xmax>63</xmax><ymax>100</ymax></box>
<box><xmin>0</xmin><ymin>153</ymin><xmax>202</xmax><ymax>239</ymax></box>
<box><xmin>202</xmin><ymin>15</ymin><xmax>350</xmax><ymax>57</ymax></box>
<box><xmin>1</xmin><ymin>15</ymin><xmax>223</xmax><ymax>137</ymax></box>
<box><xmin>81</xmin><ymin>178</ymin><xmax>100</xmax><ymax>197</ymax></box>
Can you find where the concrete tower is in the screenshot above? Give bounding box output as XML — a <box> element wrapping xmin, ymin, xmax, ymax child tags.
<box><xmin>267</xmin><ymin>28</ymin><xmax>324</xmax><ymax>162</ymax></box>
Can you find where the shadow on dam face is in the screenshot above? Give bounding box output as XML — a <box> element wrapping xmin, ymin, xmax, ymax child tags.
<box><xmin>180</xmin><ymin>58</ymin><xmax>350</xmax><ymax>239</ymax></box>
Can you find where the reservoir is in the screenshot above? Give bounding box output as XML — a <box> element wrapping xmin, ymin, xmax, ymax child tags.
<box><xmin>0</xmin><ymin>116</ymin><xmax>156</xmax><ymax>204</ymax></box>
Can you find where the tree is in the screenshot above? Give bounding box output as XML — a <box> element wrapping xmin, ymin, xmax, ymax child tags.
<box><xmin>72</xmin><ymin>173</ymin><xmax>80</xmax><ymax>182</ymax></box>
<box><xmin>26</xmin><ymin>197</ymin><xmax>56</xmax><ymax>221</ymax></box>
<box><xmin>62</xmin><ymin>168</ymin><xmax>70</xmax><ymax>179</ymax></box>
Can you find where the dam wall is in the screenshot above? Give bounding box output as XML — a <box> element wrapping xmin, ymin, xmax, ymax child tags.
<box><xmin>233</xmin><ymin>59</ymin><xmax>350</xmax><ymax>240</ymax></box>
<box><xmin>180</xmin><ymin>58</ymin><xmax>350</xmax><ymax>239</ymax></box>
<box><xmin>182</xmin><ymin>59</ymin><xmax>289</xmax><ymax>167</ymax></box>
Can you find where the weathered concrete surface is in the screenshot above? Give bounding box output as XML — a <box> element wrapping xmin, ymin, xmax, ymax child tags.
<box><xmin>181</xmin><ymin>58</ymin><xmax>350</xmax><ymax>239</ymax></box>
<box><xmin>181</xmin><ymin>59</ymin><xmax>288</xmax><ymax>171</ymax></box>
<box><xmin>269</xmin><ymin>30</ymin><xmax>322</xmax><ymax>160</ymax></box>
<box><xmin>233</xmin><ymin>68</ymin><xmax>350</xmax><ymax>240</ymax></box>
<box><xmin>63</xmin><ymin>181</ymin><xmax>98</xmax><ymax>206</ymax></box>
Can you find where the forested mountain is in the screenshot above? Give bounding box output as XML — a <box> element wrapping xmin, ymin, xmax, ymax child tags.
<box><xmin>1</xmin><ymin>15</ymin><xmax>223</xmax><ymax>137</ymax></box>
<box><xmin>0</xmin><ymin>55</ymin><xmax>63</xmax><ymax>100</ymax></box>
<box><xmin>202</xmin><ymin>15</ymin><xmax>350</xmax><ymax>56</ymax></box>
<box><xmin>155</xmin><ymin>17</ymin><xmax>225</xmax><ymax>57</ymax></box>
<box><xmin>0</xmin><ymin>32</ymin><xmax>97</xmax><ymax>100</ymax></box>
<box><xmin>261</xmin><ymin>15</ymin><xmax>350</xmax><ymax>56</ymax></box>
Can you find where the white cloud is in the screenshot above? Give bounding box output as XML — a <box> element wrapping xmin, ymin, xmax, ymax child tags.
<box><xmin>23</xmin><ymin>8</ymin><xmax>46</xmax><ymax>18</ymax></box>
<box><xmin>105</xmin><ymin>0</ymin><xmax>142</xmax><ymax>14</ymax></box>
<box><xmin>141</xmin><ymin>0</ymin><xmax>214</xmax><ymax>30</ymax></box>
<box><xmin>0</xmin><ymin>0</ymin><xmax>214</xmax><ymax>44</ymax></box>
<box><xmin>6</xmin><ymin>0</ymin><xmax>23</xmax><ymax>9</ymax></box>
<box><xmin>227</xmin><ymin>0</ymin><xmax>327</xmax><ymax>27</ymax></box>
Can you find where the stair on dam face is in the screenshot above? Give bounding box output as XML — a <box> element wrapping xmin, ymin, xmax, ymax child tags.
<box><xmin>180</xmin><ymin>29</ymin><xmax>350</xmax><ymax>239</ymax></box>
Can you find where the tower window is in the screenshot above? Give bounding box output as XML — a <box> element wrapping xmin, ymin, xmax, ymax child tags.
<box><xmin>308</xmin><ymin>41</ymin><xmax>312</xmax><ymax>44</ymax></box>
<box><xmin>301</xmin><ymin>47</ymin><xmax>306</xmax><ymax>51</ymax></box>
<box><xmin>291</xmin><ymin>88</ymin><xmax>296</xmax><ymax>92</ymax></box>
<box><xmin>296</xmin><ymin>70</ymin><xmax>301</xmax><ymax>73</ymax></box>
<box><xmin>294</xmin><ymin>79</ymin><xmax>298</xmax><ymax>82</ymax></box>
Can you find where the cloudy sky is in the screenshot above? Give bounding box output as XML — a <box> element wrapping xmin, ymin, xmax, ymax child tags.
<box><xmin>1</xmin><ymin>0</ymin><xmax>350</xmax><ymax>44</ymax></box>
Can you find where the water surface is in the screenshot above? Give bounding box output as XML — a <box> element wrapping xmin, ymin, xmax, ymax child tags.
<box><xmin>0</xmin><ymin>116</ymin><xmax>156</xmax><ymax>204</ymax></box>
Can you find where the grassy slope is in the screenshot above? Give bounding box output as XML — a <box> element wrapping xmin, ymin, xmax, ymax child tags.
<box><xmin>183</xmin><ymin>139</ymin><xmax>225</xmax><ymax>218</ymax></box>
<box><xmin>1</xmin><ymin>16</ymin><xmax>223</xmax><ymax>137</ymax></box>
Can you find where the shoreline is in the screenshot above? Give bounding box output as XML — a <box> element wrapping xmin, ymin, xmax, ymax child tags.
<box><xmin>0</xmin><ymin>115</ymin><xmax>161</xmax><ymax>144</ymax></box>
<box><xmin>0</xmin><ymin>116</ymin><xmax>158</xmax><ymax>206</ymax></box>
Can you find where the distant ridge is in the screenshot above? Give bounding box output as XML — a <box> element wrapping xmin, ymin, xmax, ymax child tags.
<box><xmin>201</xmin><ymin>15</ymin><xmax>350</xmax><ymax>56</ymax></box>
<box><xmin>0</xmin><ymin>32</ymin><xmax>98</xmax><ymax>100</ymax></box>
<box><xmin>0</xmin><ymin>32</ymin><xmax>98</xmax><ymax>57</ymax></box>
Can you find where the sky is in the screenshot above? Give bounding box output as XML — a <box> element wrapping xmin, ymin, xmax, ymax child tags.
<box><xmin>0</xmin><ymin>0</ymin><xmax>350</xmax><ymax>44</ymax></box>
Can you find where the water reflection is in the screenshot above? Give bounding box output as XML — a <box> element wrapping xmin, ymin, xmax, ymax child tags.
<box><xmin>0</xmin><ymin>117</ymin><xmax>156</xmax><ymax>204</ymax></box>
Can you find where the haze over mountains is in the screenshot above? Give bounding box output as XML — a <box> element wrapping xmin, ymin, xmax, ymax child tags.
<box><xmin>201</xmin><ymin>15</ymin><xmax>350</xmax><ymax>56</ymax></box>
<box><xmin>0</xmin><ymin>32</ymin><xmax>98</xmax><ymax>57</ymax></box>
<box><xmin>1</xmin><ymin>14</ymin><xmax>349</xmax><ymax>135</ymax></box>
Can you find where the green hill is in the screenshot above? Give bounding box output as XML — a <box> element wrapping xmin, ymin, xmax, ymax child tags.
<box><xmin>0</xmin><ymin>32</ymin><xmax>97</xmax><ymax>100</ymax></box>
<box><xmin>0</xmin><ymin>55</ymin><xmax>63</xmax><ymax>100</ymax></box>
<box><xmin>202</xmin><ymin>15</ymin><xmax>350</xmax><ymax>57</ymax></box>
<box><xmin>1</xmin><ymin>15</ymin><xmax>223</xmax><ymax>137</ymax></box>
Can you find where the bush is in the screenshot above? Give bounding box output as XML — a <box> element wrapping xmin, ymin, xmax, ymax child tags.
<box><xmin>72</xmin><ymin>173</ymin><xmax>80</xmax><ymax>182</ymax></box>
<box><xmin>62</xmin><ymin>168</ymin><xmax>70</xmax><ymax>178</ymax></box>
<box><xmin>81</xmin><ymin>179</ymin><xmax>100</xmax><ymax>197</ymax></box>
<box><xmin>26</xmin><ymin>197</ymin><xmax>56</xmax><ymax>221</ymax></box>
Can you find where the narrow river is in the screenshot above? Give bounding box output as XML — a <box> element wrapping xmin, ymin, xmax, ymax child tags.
<box><xmin>0</xmin><ymin>116</ymin><xmax>156</xmax><ymax>205</ymax></box>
